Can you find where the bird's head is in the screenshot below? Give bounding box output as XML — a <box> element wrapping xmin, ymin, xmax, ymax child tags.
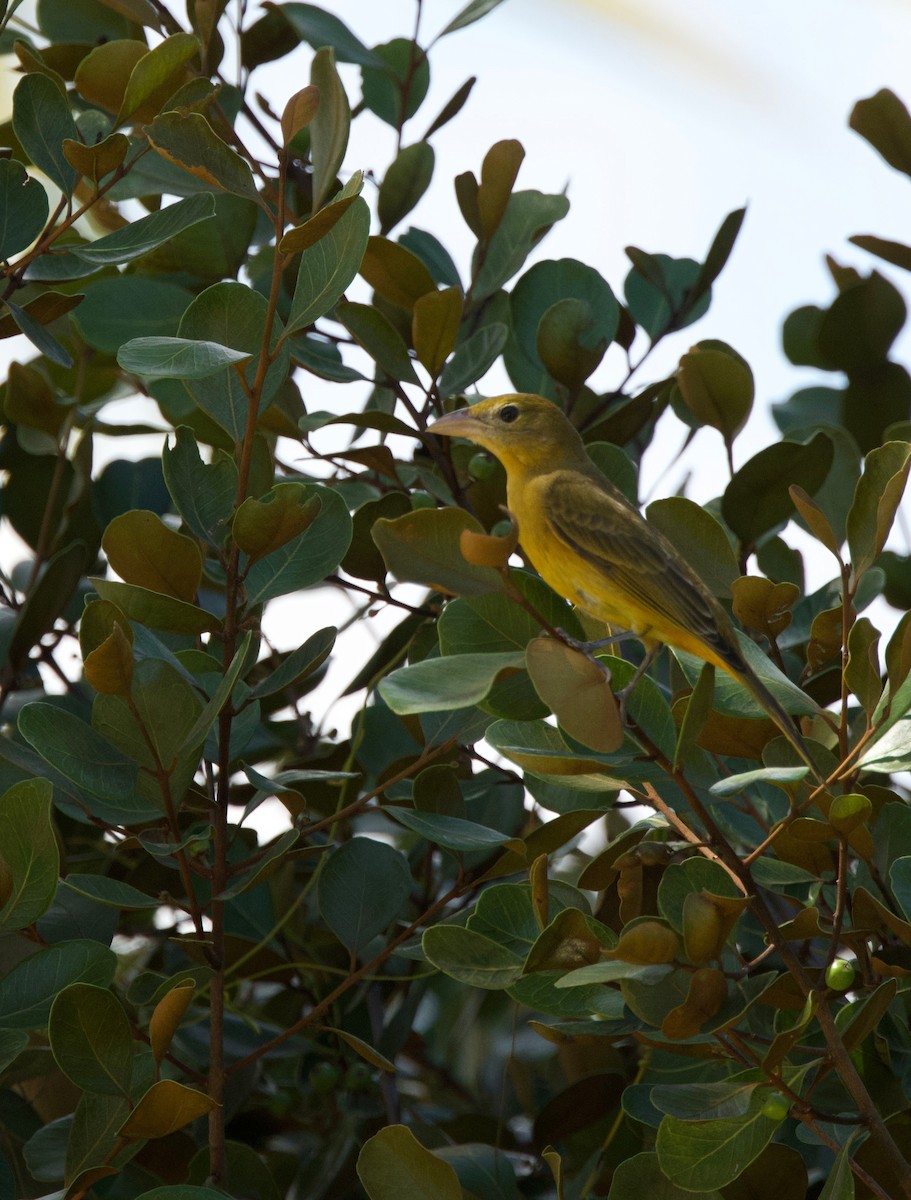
<box><xmin>428</xmin><ymin>394</ymin><xmax>585</xmax><ymax>471</ymax></box>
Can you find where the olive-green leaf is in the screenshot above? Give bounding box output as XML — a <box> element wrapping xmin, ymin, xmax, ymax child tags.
<box><xmin>317</xmin><ymin>838</ymin><xmax>412</xmax><ymax>952</ymax></box>
<box><xmin>0</xmin><ymin>159</ymin><xmax>49</xmax><ymax>260</ymax></box>
<box><xmin>850</xmin><ymin>88</ymin><xmax>911</xmax><ymax>177</ymax></box>
<box><xmin>49</xmin><ymin>983</ymin><xmax>133</xmax><ymax>1096</ymax></box>
<box><xmin>285</xmin><ymin>197</ymin><xmax>371</xmax><ymax>337</ymax></box>
<box><xmin>309</xmin><ymin>46</ymin><xmax>350</xmax><ymax>210</ymax></box>
<box><xmin>0</xmin><ymin>779</ymin><xmax>58</xmax><ymax>932</ymax></box>
<box><xmin>13</xmin><ymin>73</ymin><xmax>79</xmax><ymax>195</ymax></box>
<box><xmin>721</xmin><ymin>433</ymin><xmax>834</xmax><ymax>548</ymax></box>
<box><xmin>357</xmin><ymin>1125</ymin><xmax>462</xmax><ymax>1200</ymax></box>
<box><xmin>846</xmin><ymin>440</ymin><xmax>911</xmax><ymax>577</ymax></box>
<box><xmin>145</xmin><ymin>111</ymin><xmax>261</xmax><ymax>203</ymax></box>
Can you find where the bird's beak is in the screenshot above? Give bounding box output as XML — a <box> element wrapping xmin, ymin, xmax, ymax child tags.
<box><xmin>427</xmin><ymin>408</ymin><xmax>482</xmax><ymax>439</ymax></box>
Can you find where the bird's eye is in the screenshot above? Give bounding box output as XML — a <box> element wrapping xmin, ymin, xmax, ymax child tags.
<box><xmin>498</xmin><ymin>404</ymin><xmax>519</xmax><ymax>424</ymax></box>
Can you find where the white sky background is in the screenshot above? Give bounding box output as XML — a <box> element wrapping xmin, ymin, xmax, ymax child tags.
<box><xmin>3</xmin><ymin>0</ymin><xmax>911</xmax><ymax>831</ymax></box>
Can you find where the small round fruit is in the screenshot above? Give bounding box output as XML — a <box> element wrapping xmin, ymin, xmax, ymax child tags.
<box><xmin>760</xmin><ymin>1092</ymin><xmax>791</xmax><ymax>1121</ymax></box>
<box><xmin>468</xmin><ymin>452</ymin><xmax>497</xmax><ymax>481</ymax></box>
<box><xmin>825</xmin><ymin>958</ymin><xmax>856</xmax><ymax>991</ymax></box>
<box><xmin>308</xmin><ymin>1062</ymin><xmax>341</xmax><ymax>1093</ymax></box>
<box><xmin>345</xmin><ymin>1062</ymin><xmax>373</xmax><ymax>1092</ymax></box>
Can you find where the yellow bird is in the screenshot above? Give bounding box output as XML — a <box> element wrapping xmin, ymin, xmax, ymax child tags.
<box><xmin>430</xmin><ymin>393</ymin><xmax>818</xmax><ymax>776</ymax></box>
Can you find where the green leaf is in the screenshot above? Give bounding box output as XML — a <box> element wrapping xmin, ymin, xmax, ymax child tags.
<box><xmin>234</xmin><ymin>485</ymin><xmax>321</xmax><ymax>563</ymax></box>
<box><xmin>648</xmin><ymin>496</ymin><xmax>739</xmax><ymax>600</ymax></box>
<box><xmin>721</xmin><ymin>432</ymin><xmax>834</xmax><ymax>548</ymax></box>
<box><xmin>380</xmin><ymin>651</ymin><xmax>525</xmax><ymax>714</ymax></box>
<box><xmin>162</xmin><ymin>426</ymin><xmax>238</xmax><ymax>544</ymax></box>
<box><xmin>817</xmin><ymin>272</ymin><xmax>906</xmax><ymax>372</ymax></box>
<box><xmin>49</xmin><ymin>983</ymin><xmax>133</xmax><ymax>1096</ymax></box>
<box><xmin>0</xmin><ymin>778</ymin><xmax>58</xmax><ymax>932</ymax></box>
<box><xmin>438</xmin><ymin>321</ymin><xmax>507</xmax><ymax>394</ymax></box>
<box><xmin>12</xmin><ymin>72</ymin><xmax>79</xmax><ymax>195</ymax></box>
<box><xmin>438</xmin><ymin>0</ymin><xmax>509</xmax><ymax>36</ymax></box>
<box><xmin>65</xmin><ymin>1092</ymin><xmax>131</xmax><ymax>1189</ymax></box>
<box><xmin>846</xmin><ymin>440</ymin><xmax>911</xmax><ymax>577</ymax></box>
<box><xmin>473</xmin><ymin>190</ymin><xmax>571</xmax><ymax>303</ymax></box>
<box><xmin>850</xmin><ymin>88</ymin><xmax>911</xmax><ymax>177</ymax></box>
<box><xmin>652</xmin><ymin>1084</ymin><xmax>758</xmax><ymax>1118</ymax></box>
<box><xmin>249</xmin><ymin>626</ymin><xmax>336</xmax><ymax>700</ymax></box>
<box><xmin>218</xmin><ymin>828</ymin><xmax>300</xmax><ymax>898</ymax></box>
<box><xmin>709</xmin><ymin>765</ymin><xmax>809</xmax><ymax>797</ymax></box>
<box><xmin>361</xmin><ymin>38</ymin><xmax>430</xmax><ymax>129</ymax></box>
<box><xmin>285</xmin><ymin>196</ymin><xmax>370</xmax><ymax>337</ymax></box>
<box><xmin>0</xmin><ymin>941</ymin><xmax>116</xmax><ymax>1028</ymax></box>
<box><xmin>282</xmin><ymin>3</ymin><xmax>383</xmax><ymax>67</ymax></box>
<box><xmin>357</xmin><ymin>1125</ymin><xmax>461</xmax><ymax>1200</ymax></box>
<box><xmin>176</xmin><ymin>631</ymin><xmax>252</xmax><ymax>755</ymax></box>
<box><xmin>103</xmin><ymin>509</ymin><xmax>202</xmax><ymax>602</ymax></box>
<box><xmin>607</xmin><ymin>1151</ymin><xmax>725</xmax><ymax>1200</ymax></box>
<box><xmin>655</xmin><ymin>1089</ymin><xmax>781</xmax><ymax>1191</ymax></box>
<box><xmin>309</xmin><ymin>46</ymin><xmax>350</xmax><ymax>210</ymax></box>
<box><xmin>62</xmin><ymin>874</ymin><xmax>159</xmax><ymax>910</ymax></box>
<box><xmin>336</xmin><ymin>299</ymin><xmax>419</xmax><ymax>383</ymax></box>
<box><xmin>116</xmin><ymin>31</ymin><xmax>200</xmax><ymax>124</ymax></box>
<box><xmin>378</xmin><ymin>141</ymin><xmax>435</xmax><ymax>234</ymax></box>
<box><xmin>675</xmin><ymin>340</ymin><xmax>754</xmax><ymax>442</ymax></box>
<box><xmin>0</xmin><ymin>158</ymin><xmax>48</xmax><ymax>260</ymax></box>
<box><xmin>145</xmin><ymin>111</ymin><xmax>262</xmax><ymax>203</ymax></box>
<box><xmin>8</xmin><ymin>541</ymin><xmax>88</xmax><ymax>671</ymax></box>
<box><xmin>317</xmin><ymin>837</ymin><xmax>412</xmax><ymax>952</ymax></box>
<box><xmin>178</xmin><ymin>280</ymin><xmax>290</xmax><ymax>439</ymax></box>
<box><xmin>63</xmin><ymin>130</ymin><xmax>130</xmax><ymax>186</ymax></box>
<box><xmin>819</xmin><ymin>1137</ymin><xmax>859</xmax><ymax>1200</ymax></box>
<box><xmin>688</xmin><ymin>207</ymin><xmax>747</xmax><ymax>307</ymax></box>
<box><xmin>243</xmin><ymin>483</ymin><xmax>352</xmax><ymax>604</ymax></box>
<box><xmin>625</xmin><ymin>251</ymin><xmax>711</xmax><ymax>339</ymax></box>
<box><xmin>119</xmin><ymin>1079</ymin><xmax>216</xmax><ymax>1138</ymax></box>
<box><xmin>422</xmin><ymin>924</ymin><xmax>523</xmax><ymax>989</ymax></box>
<box><xmin>70</xmin><ymin>194</ymin><xmax>216</xmax><ymax>265</ymax></box>
<box><xmin>4</xmin><ymin>295</ymin><xmax>73</xmax><ymax>366</ymax></box>
<box><xmin>486</xmin><ymin>718</ymin><xmax>626</xmax><ymax>781</ymax></box>
<box><xmin>90</xmin><ymin>577</ymin><xmax>223</xmax><ymax>635</ymax></box>
<box><xmin>18</xmin><ymin>702</ymin><xmax>139</xmax><ymax>806</ymax></box>
<box><xmin>391</xmin><ymin>808</ymin><xmax>518</xmax><ymax>851</ymax></box>
<box><xmin>507</xmin><ymin>258</ymin><xmax>618</xmax><ymax>394</ymax></box>
<box><xmin>849</xmin><ymin>233</ymin><xmax>911</xmax><ymax>273</ymax></box>
<box><xmin>74</xmin><ymin>276</ymin><xmax>192</xmax><ymax>355</ymax></box>
<box><xmin>372</xmin><ymin>507</ymin><xmax>505</xmax><ymax>596</ymax></box>
<box><xmin>279</xmin><ymin>189</ymin><xmax>359</xmax><ymax>255</ymax></box>
<box><xmin>422</xmin><ymin>77</ymin><xmax>476</xmax><ymax>141</ymax></box>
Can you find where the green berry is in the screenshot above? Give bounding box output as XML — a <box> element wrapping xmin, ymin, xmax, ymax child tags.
<box><xmin>345</xmin><ymin>1061</ymin><xmax>373</xmax><ymax>1092</ymax></box>
<box><xmin>760</xmin><ymin>1092</ymin><xmax>790</xmax><ymax>1121</ymax></box>
<box><xmin>308</xmin><ymin>1061</ymin><xmax>340</xmax><ymax>1092</ymax></box>
<box><xmin>468</xmin><ymin>452</ymin><xmax>497</xmax><ymax>481</ymax></box>
<box><xmin>825</xmin><ymin>958</ymin><xmax>856</xmax><ymax>991</ymax></box>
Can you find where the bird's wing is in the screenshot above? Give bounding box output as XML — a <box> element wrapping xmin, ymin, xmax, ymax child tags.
<box><xmin>542</xmin><ymin>472</ymin><xmax>740</xmax><ymax>665</ymax></box>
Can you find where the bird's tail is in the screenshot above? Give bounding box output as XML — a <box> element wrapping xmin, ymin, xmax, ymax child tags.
<box><xmin>731</xmin><ymin>662</ymin><xmax>823</xmax><ymax>785</ymax></box>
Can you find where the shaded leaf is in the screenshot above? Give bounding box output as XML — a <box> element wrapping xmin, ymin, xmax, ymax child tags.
<box><xmin>357</xmin><ymin>1125</ymin><xmax>461</xmax><ymax>1200</ymax></box>
<box><xmin>317</xmin><ymin>837</ymin><xmax>411</xmax><ymax>953</ymax></box>
<box><xmin>13</xmin><ymin>72</ymin><xmax>78</xmax><ymax>194</ymax></box>
<box><xmin>0</xmin><ymin>158</ymin><xmax>48</xmax><ymax>259</ymax></box>
<box><xmin>146</xmin><ymin>111</ymin><xmax>261</xmax><ymax>202</ymax></box>
<box><xmin>119</xmin><ymin>1080</ymin><xmax>217</xmax><ymax>1138</ymax></box>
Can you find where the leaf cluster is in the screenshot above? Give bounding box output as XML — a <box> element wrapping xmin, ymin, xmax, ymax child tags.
<box><xmin>0</xmin><ymin>3</ymin><xmax>911</xmax><ymax>1200</ymax></box>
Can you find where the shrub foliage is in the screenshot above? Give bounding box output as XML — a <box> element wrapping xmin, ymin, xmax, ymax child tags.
<box><xmin>0</xmin><ymin>2</ymin><xmax>911</xmax><ymax>1198</ymax></box>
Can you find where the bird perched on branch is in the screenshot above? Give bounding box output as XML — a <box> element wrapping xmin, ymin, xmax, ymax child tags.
<box><xmin>430</xmin><ymin>392</ymin><xmax>819</xmax><ymax>777</ymax></box>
